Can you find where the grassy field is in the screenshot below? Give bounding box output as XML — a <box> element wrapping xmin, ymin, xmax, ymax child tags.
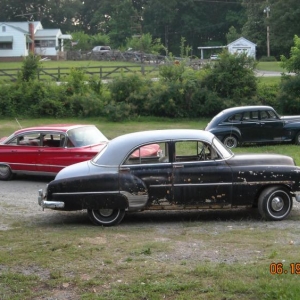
<box><xmin>1</xmin><ymin>118</ymin><xmax>300</xmax><ymax>299</ymax></box>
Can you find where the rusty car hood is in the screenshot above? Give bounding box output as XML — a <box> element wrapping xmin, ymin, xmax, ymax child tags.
<box><xmin>227</xmin><ymin>153</ymin><xmax>295</xmax><ymax>167</ymax></box>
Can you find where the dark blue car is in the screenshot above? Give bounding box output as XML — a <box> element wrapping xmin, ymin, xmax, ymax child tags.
<box><xmin>205</xmin><ymin>105</ymin><xmax>300</xmax><ymax>148</ymax></box>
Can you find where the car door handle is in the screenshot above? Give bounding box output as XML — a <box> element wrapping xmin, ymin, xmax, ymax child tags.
<box><xmin>119</xmin><ymin>167</ymin><xmax>130</xmax><ymax>173</ymax></box>
<box><xmin>260</xmin><ymin>122</ymin><xmax>265</xmax><ymax>125</ymax></box>
<box><xmin>174</xmin><ymin>165</ymin><xmax>184</xmax><ymax>169</ymax></box>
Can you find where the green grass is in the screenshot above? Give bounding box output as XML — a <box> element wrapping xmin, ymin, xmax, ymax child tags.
<box><xmin>256</xmin><ymin>61</ymin><xmax>285</xmax><ymax>72</ymax></box>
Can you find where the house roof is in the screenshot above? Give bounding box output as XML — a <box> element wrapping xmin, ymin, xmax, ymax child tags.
<box><xmin>35</xmin><ymin>29</ymin><xmax>62</xmax><ymax>38</ymax></box>
<box><xmin>227</xmin><ymin>37</ymin><xmax>256</xmax><ymax>47</ymax></box>
<box><xmin>0</xmin><ymin>21</ymin><xmax>42</xmax><ymax>33</ymax></box>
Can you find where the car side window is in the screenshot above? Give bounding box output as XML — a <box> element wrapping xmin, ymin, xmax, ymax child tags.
<box><xmin>242</xmin><ymin>111</ymin><xmax>259</xmax><ymax>121</ymax></box>
<box><xmin>124</xmin><ymin>142</ymin><xmax>168</xmax><ymax>165</ymax></box>
<box><xmin>175</xmin><ymin>141</ymin><xmax>218</xmax><ymax>162</ymax></box>
<box><xmin>228</xmin><ymin>113</ymin><xmax>242</xmax><ymax>122</ymax></box>
<box><xmin>7</xmin><ymin>133</ymin><xmax>41</xmax><ymax>146</ymax></box>
<box><xmin>42</xmin><ymin>133</ymin><xmax>64</xmax><ymax>147</ymax></box>
<box><xmin>260</xmin><ymin>110</ymin><xmax>269</xmax><ymax>119</ymax></box>
<box><xmin>267</xmin><ymin>110</ymin><xmax>278</xmax><ymax>119</ymax></box>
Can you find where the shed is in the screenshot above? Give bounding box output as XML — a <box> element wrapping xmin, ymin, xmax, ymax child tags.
<box><xmin>227</xmin><ymin>37</ymin><xmax>256</xmax><ymax>59</ymax></box>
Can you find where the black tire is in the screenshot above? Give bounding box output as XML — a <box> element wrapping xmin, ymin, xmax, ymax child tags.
<box><xmin>87</xmin><ymin>208</ymin><xmax>125</xmax><ymax>226</ymax></box>
<box><xmin>223</xmin><ymin>135</ymin><xmax>238</xmax><ymax>148</ymax></box>
<box><xmin>258</xmin><ymin>186</ymin><xmax>293</xmax><ymax>221</ymax></box>
<box><xmin>0</xmin><ymin>164</ymin><xmax>14</xmax><ymax>181</ymax></box>
<box><xmin>295</xmin><ymin>131</ymin><xmax>300</xmax><ymax>145</ymax></box>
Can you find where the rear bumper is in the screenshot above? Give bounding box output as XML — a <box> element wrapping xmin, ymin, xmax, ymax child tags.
<box><xmin>38</xmin><ymin>189</ymin><xmax>65</xmax><ymax>209</ymax></box>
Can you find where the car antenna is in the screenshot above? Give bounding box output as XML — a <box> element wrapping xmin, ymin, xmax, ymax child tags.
<box><xmin>15</xmin><ymin>118</ymin><xmax>22</xmax><ymax>129</ymax></box>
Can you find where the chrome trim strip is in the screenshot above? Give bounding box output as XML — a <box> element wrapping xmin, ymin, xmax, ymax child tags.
<box><xmin>53</xmin><ymin>191</ymin><xmax>119</xmax><ymax>196</ymax></box>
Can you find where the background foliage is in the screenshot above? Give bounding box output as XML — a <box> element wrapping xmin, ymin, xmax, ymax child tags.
<box><xmin>0</xmin><ymin>0</ymin><xmax>299</xmax><ymax>59</ymax></box>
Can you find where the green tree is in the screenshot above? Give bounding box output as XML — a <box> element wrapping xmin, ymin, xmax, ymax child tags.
<box><xmin>202</xmin><ymin>50</ymin><xmax>257</xmax><ymax>105</ymax></box>
<box><xmin>19</xmin><ymin>53</ymin><xmax>42</xmax><ymax>82</ymax></box>
<box><xmin>226</xmin><ymin>26</ymin><xmax>241</xmax><ymax>44</ymax></box>
<box><xmin>280</xmin><ymin>35</ymin><xmax>300</xmax><ymax>74</ymax></box>
<box><xmin>125</xmin><ymin>33</ymin><xmax>166</xmax><ymax>54</ymax></box>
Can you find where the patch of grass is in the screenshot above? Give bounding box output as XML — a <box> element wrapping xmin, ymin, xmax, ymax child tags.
<box><xmin>1</xmin><ymin>219</ymin><xmax>300</xmax><ymax>299</ymax></box>
<box><xmin>256</xmin><ymin>61</ymin><xmax>285</xmax><ymax>72</ymax></box>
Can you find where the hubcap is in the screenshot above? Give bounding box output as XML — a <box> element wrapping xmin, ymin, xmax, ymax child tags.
<box><xmin>99</xmin><ymin>209</ymin><xmax>114</xmax><ymax>217</ymax></box>
<box><xmin>0</xmin><ymin>165</ymin><xmax>9</xmax><ymax>176</ymax></box>
<box><xmin>271</xmin><ymin>197</ymin><xmax>284</xmax><ymax>211</ymax></box>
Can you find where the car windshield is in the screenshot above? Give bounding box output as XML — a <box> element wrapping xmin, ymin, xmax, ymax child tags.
<box><xmin>67</xmin><ymin>126</ymin><xmax>108</xmax><ymax>147</ymax></box>
<box><xmin>212</xmin><ymin>137</ymin><xmax>233</xmax><ymax>158</ymax></box>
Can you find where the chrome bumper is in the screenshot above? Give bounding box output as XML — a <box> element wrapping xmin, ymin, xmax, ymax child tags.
<box><xmin>295</xmin><ymin>194</ymin><xmax>300</xmax><ymax>202</ymax></box>
<box><xmin>38</xmin><ymin>189</ymin><xmax>65</xmax><ymax>210</ymax></box>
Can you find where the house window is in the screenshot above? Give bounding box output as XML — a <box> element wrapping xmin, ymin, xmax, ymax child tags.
<box><xmin>34</xmin><ymin>40</ymin><xmax>56</xmax><ymax>48</ymax></box>
<box><xmin>2</xmin><ymin>26</ymin><xmax>6</xmax><ymax>32</ymax></box>
<box><xmin>0</xmin><ymin>42</ymin><xmax>12</xmax><ymax>50</ymax></box>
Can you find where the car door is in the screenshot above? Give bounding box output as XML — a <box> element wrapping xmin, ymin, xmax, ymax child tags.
<box><xmin>119</xmin><ymin>142</ymin><xmax>173</xmax><ymax>204</ymax></box>
<box><xmin>259</xmin><ymin>109</ymin><xmax>285</xmax><ymax>142</ymax></box>
<box><xmin>238</xmin><ymin>110</ymin><xmax>262</xmax><ymax>142</ymax></box>
<box><xmin>1</xmin><ymin>132</ymin><xmax>41</xmax><ymax>173</ymax></box>
<box><xmin>172</xmin><ymin>140</ymin><xmax>233</xmax><ymax>206</ymax></box>
<box><xmin>36</xmin><ymin>132</ymin><xmax>95</xmax><ymax>174</ymax></box>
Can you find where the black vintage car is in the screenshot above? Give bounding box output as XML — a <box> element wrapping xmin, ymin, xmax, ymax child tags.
<box><xmin>38</xmin><ymin>129</ymin><xmax>300</xmax><ymax>226</ymax></box>
<box><xmin>205</xmin><ymin>105</ymin><xmax>300</xmax><ymax>148</ymax></box>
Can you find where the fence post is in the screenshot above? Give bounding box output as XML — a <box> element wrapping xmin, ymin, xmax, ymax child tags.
<box><xmin>100</xmin><ymin>67</ymin><xmax>102</xmax><ymax>79</ymax></box>
<box><xmin>141</xmin><ymin>65</ymin><xmax>145</xmax><ymax>75</ymax></box>
<box><xmin>58</xmin><ymin>67</ymin><xmax>60</xmax><ymax>81</ymax></box>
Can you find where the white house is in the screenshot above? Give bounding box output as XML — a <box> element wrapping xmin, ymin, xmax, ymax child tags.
<box><xmin>0</xmin><ymin>21</ymin><xmax>71</xmax><ymax>61</ymax></box>
<box><xmin>227</xmin><ymin>37</ymin><xmax>256</xmax><ymax>58</ymax></box>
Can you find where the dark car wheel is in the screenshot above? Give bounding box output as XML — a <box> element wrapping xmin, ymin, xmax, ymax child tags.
<box><xmin>223</xmin><ymin>135</ymin><xmax>238</xmax><ymax>148</ymax></box>
<box><xmin>295</xmin><ymin>131</ymin><xmax>300</xmax><ymax>145</ymax></box>
<box><xmin>258</xmin><ymin>186</ymin><xmax>293</xmax><ymax>221</ymax></box>
<box><xmin>0</xmin><ymin>165</ymin><xmax>14</xmax><ymax>181</ymax></box>
<box><xmin>87</xmin><ymin>208</ymin><xmax>125</xmax><ymax>226</ymax></box>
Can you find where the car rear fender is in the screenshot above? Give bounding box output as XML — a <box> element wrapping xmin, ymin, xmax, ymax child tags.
<box><xmin>119</xmin><ymin>172</ymin><xmax>148</xmax><ymax>210</ymax></box>
<box><xmin>209</xmin><ymin>126</ymin><xmax>241</xmax><ymax>140</ymax></box>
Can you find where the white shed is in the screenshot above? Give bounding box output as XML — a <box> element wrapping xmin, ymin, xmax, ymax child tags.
<box><xmin>227</xmin><ymin>37</ymin><xmax>256</xmax><ymax>59</ymax></box>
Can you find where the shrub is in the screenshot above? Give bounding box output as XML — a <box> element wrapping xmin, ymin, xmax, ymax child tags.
<box><xmin>202</xmin><ymin>50</ymin><xmax>258</xmax><ymax>105</ymax></box>
<box><xmin>277</xmin><ymin>75</ymin><xmax>300</xmax><ymax>114</ymax></box>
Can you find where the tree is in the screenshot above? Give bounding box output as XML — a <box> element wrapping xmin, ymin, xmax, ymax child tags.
<box><xmin>125</xmin><ymin>33</ymin><xmax>165</xmax><ymax>54</ymax></box>
<box><xmin>202</xmin><ymin>50</ymin><xmax>257</xmax><ymax>104</ymax></box>
<box><xmin>280</xmin><ymin>35</ymin><xmax>300</xmax><ymax>74</ymax></box>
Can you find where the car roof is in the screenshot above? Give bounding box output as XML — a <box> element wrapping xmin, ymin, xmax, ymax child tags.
<box><xmin>221</xmin><ymin>105</ymin><xmax>274</xmax><ymax>114</ymax></box>
<box><xmin>94</xmin><ymin>129</ymin><xmax>215</xmax><ymax>165</ymax></box>
<box><xmin>13</xmin><ymin>124</ymin><xmax>95</xmax><ymax>135</ymax></box>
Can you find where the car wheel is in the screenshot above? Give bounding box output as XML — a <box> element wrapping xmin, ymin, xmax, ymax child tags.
<box><xmin>258</xmin><ymin>186</ymin><xmax>293</xmax><ymax>221</ymax></box>
<box><xmin>0</xmin><ymin>164</ymin><xmax>14</xmax><ymax>181</ymax></box>
<box><xmin>223</xmin><ymin>135</ymin><xmax>238</xmax><ymax>148</ymax></box>
<box><xmin>87</xmin><ymin>208</ymin><xmax>125</xmax><ymax>226</ymax></box>
<box><xmin>295</xmin><ymin>131</ymin><xmax>300</xmax><ymax>145</ymax></box>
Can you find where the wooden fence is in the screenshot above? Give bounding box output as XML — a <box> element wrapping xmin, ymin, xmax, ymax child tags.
<box><xmin>0</xmin><ymin>65</ymin><xmax>160</xmax><ymax>82</ymax></box>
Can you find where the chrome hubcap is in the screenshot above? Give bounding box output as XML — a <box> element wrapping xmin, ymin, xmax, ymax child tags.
<box><xmin>271</xmin><ymin>197</ymin><xmax>284</xmax><ymax>211</ymax></box>
<box><xmin>99</xmin><ymin>209</ymin><xmax>114</xmax><ymax>217</ymax></box>
<box><xmin>0</xmin><ymin>165</ymin><xmax>9</xmax><ymax>176</ymax></box>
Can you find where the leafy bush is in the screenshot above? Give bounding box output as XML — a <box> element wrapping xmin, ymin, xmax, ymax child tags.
<box><xmin>19</xmin><ymin>53</ymin><xmax>42</xmax><ymax>82</ymax></box>
<box><xmin>202</xmin><ymin>50</ymin><xmax>258</xmax><ymax>105</ymax></box>
<box><xmin>277</xmin><ymin>75</ymin><xmax>300</xmax><ymax>114</ymax></box>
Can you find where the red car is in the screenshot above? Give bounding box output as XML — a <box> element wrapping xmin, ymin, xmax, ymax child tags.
<box><xmin>0</xmin><ymin>124</ymin><xmax>109</xmax><ymax>180</ymax></box>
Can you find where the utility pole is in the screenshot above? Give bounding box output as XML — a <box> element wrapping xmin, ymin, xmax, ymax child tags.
<box><xmin>264</xmin><ymin>1</ymin><xmax>270</xmax><ymax>57</ymax></box>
